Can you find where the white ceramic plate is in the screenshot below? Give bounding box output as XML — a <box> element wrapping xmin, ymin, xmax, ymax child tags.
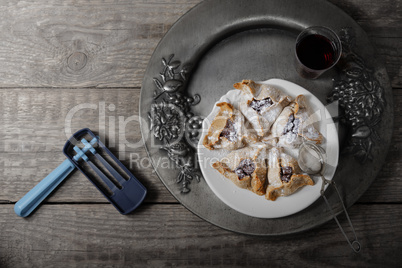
<box><xmin>197</xmin><ymin>79</ymin><xmax>339</xmax><ymax>218</ymax></box>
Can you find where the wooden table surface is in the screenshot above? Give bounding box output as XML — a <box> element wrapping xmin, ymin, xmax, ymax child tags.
<box><xmin>0</xmin><ymin>0</ymin><xmax>400</xmax><ymax>267</ymax></box>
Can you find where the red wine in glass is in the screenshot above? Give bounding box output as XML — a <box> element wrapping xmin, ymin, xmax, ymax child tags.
<box><xmin>294</xmin><ymin>26</ymin><xmax>341</xmax><ymax>79</ymax></box>
<box><xmin>297</xmin><ymin>34</ymin><xmax>336</xmax><ymax>70</ymax></box>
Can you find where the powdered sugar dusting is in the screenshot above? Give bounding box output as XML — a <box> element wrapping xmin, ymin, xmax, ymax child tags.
<box><xmin>197</xmin><ymin>79</ymin><xmax>339</xmax><ymax>219</ymax></box>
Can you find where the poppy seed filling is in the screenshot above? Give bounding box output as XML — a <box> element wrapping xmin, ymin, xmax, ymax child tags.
<box><xmin>220</xmin><ymin>119</ymin><xmax>237</xmax><ymax>141</ymax></box>
<box><xmin>283</xmin><ymin>114</ymin><xmax>300</xmax><ymax>135</ymax></box>
<box><xmin>249</xmin><ymin>97</ymin><xmax>273</xmax><ymax>113</ymax></box>
<box><xmin>280</xmin><ymin>166</ymin><xmax>293</xmax><ymax>182</ymax></box>
<box><xmin>235</xmin><ymin>159</ymin><xmax>255</xmax><ymax>180</ymax></box>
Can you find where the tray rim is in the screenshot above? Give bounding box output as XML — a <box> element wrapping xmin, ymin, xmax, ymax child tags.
<box><xmin>139</xmin><ymin>0</ymin><xmax>393</xmax><ymax>235</ymax></box>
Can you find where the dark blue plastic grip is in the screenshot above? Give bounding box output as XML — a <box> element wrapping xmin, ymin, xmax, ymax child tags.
<box><xmin>63</xmin><ymin>128</ymin><xmax>147</xmax><ymax>214</ymax></box>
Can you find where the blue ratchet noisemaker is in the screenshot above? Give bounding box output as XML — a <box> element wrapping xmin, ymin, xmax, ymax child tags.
<box><xmin>14</xmin><ymin>128</ymin><xmax>147</xmax><ymax>217</ymax></box>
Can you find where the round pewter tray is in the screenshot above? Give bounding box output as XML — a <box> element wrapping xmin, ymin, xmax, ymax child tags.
<box><xmin>140</xmin><ymin>0</ymin><xmax>393</xmax><ymax>235</ymax></box>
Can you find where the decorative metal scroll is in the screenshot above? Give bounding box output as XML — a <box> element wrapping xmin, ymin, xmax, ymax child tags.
<box><xmin>327</xmin><ymin>28</ymin><xmax>385</xmax><ymax>163</ymax></box>
<box><xmin>148</xmin><ymin>54</ymin><xmax>203</xmax><ymax>193</ymax></box>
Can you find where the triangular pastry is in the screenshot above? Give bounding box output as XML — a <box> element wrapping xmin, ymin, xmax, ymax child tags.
<box><xmin>268</xmin><ymin>95</ymin><xmax>324</xmax><ymax>148</ymax></box>
<box><xmin>266</xmin><ymin>147</ymin><xmax>314</xmax><ymax>201</ymax></box>
<box><xmin>234</xmin><ymin>80</ymin><xmax>291</xmax><ymax>137</ymax></box>
<box><xmin>203</xmin><ymin>102</ymin><xmax>257</xmax><ymax>150</ymax></box>
<box><xmin>212</xmin><ymin>146</ymin><xmax>268</xmax><ymax>195</ymax></box>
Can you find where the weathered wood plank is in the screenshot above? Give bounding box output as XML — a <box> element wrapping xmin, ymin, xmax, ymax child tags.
<box><xmin>328</xmin><ymin>0</ymin><xmax>402</xmax><ymax>38</ymax></box>
<box><xmin>0</xmin><ymin>87</ymin><xmax>142</xmax><ymax>151</ymax></box>
<box><xmin>0</xmin><ymin>87</ymin><xmax>401</xmax><ymax>203</ymax></box>
<box><xmin>0</xmin><ymin>0</ymin><xmax>201</xmax><ymax>88</ymax></box>
<box><xmin>0</xmin><ymin>203</ymin><xmax>401</xmax><ymax>267</ymax></box>
<box><xmin>371</xmin><ymin>37</ymin><xmax>402</xmax><ymax>89</ymax></box>
<box><xmin>0</xmin><ymin>1</ymin><xmax>400</xmax><ymax>267</ymax></box>
<box><xmin>0</xmin><ymin>0</ymin><xmax>400</xmax><ymax>88</ymax></box>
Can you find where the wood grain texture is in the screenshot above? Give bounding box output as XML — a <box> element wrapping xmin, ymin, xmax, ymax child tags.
<box><xmin>0</xmin><ymin>0</ymin><xmax>401</xmax><ymax>267</ymax></box>
<box><xmin>328</xmin><ymin>0</ymin><xmax>402</xmax><ymax>38</ymax></box>
<box><xmin>0</xmin><ymin>204</ymin><xmax>401</xmax><ymax>267</ymax></box>
<box><xmin>371</xmin><ymin>38</ymin><xmax>402</xmax><ymax>88</ymax></box>
<box><xmin>0</xmin><ymin>0</ymin><xmax>200</xmax><ymax>88</ymax></box>
<box><xmin>0</xmin><ymin>0</ymin><xmax>400</xmax><ymax>88</ymax></box>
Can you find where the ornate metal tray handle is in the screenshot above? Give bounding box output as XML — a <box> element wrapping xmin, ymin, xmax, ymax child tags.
<box><xmin>328</xmin><ymin>28</ymin><xmax>386</xmax><ymax>163</ymax></box>
<box><xmin>148</xmin><ymin>54</ymin><xmax>203</xmax><ymax>193</ymax></box>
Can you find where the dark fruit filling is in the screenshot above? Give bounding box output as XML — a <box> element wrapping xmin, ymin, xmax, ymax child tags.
<box><xmin>220</xmin><ymin>119</ymin><xmax>237</xmax><ymax>141</ymax></box>
<box><xmin>249</xmin><ymin>97</ymin><xmax>274</xmax><ymax>113</ymax></box>
<box><xmin>283</xmin><ymin>114</ymin><xmax>300</xmax><ymax>135</ymax></box>
<box><xmin>280</xmin><ymin>166</ymin><xmax>293</xmax><ymax>183</ymax></box>
<box><xmin>235</xmin><ymin>159</ymin><xmax>255</xmax><ymax>180</ymax></box>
